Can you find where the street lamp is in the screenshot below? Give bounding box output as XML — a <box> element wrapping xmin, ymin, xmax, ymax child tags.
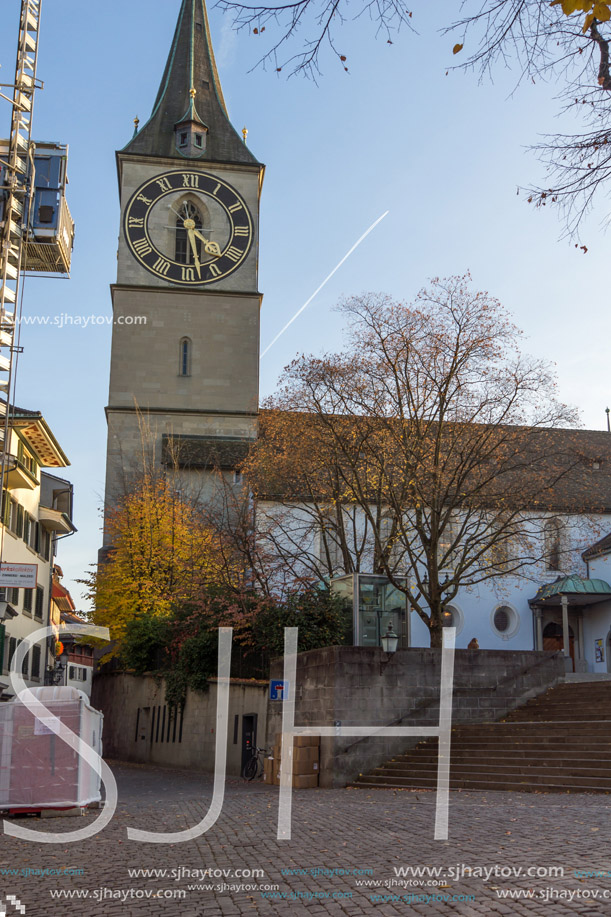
<box><xmin>381</xmin><ymin>622</ymin><xmax>399</xmax><ymax>654</ymax></box>
<box><xmin>380</xmin><ymin>622</ymin><xmax>399</xmax><ymax>674</ymax></box>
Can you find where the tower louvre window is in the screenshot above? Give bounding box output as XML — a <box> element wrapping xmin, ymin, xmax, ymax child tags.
<box><xmin>179</xmin><ymin>132</ymin><xmax>188</xmax><ymax>147</ymax></box>
<box><xmin>195</xmin><ymin>134</ymin><xmax>203</xmax><ymax>148</ymax></box>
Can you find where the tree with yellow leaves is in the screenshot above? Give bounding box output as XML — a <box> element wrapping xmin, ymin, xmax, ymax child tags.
<box><xmin>91</xmin><ymin>469</ymin><xmax>237</xmax><ymax>647</ymax></box>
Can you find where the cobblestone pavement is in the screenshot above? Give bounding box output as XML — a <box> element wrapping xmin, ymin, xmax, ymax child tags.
<box><xmin>2</xmin><ymin>762</ymin><xmax>611</xmax><ymax>916</ymax></box>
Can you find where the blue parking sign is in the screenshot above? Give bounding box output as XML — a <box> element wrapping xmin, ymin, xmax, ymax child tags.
<box><xmin>270</xmin><ymin>680</ymin><xmax>289</xmax><ymax>701</ymax></box>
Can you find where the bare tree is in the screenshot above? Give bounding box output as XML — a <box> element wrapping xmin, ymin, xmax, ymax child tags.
<box><xmin>217</xmin><ymin>0</ymin><xmax>611</xmax><ymax>236</ymax></box>
<box><xmin>242</xmin><ymin>275</ymin><xmax>607</xmax><ymax>646</ymax></box>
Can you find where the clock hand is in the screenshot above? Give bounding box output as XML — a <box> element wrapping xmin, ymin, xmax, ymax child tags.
<box><xmin>187</xmin><ymin>228</ymin><xmax>201</xmax><ymax>278</ymax></box>
<box><xmin>192</xmin><ymin>228</ymin><xmax>221</xmax><ymax>257</ymax></box>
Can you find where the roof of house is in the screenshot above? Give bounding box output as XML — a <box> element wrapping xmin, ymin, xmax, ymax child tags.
<box><xmin>52</xmin><ymin>580</ymin><xmax>76</xmax><ymax>613</ymax></box>
<box><xmin>1</xmin><ymin>400</ymin><xmax>69</xmax><ymax>467</ymax></box>
<box><xmin>582</xmin><ymin>532</ymin><xmax>611</xmax><ymax>560</ymax></box>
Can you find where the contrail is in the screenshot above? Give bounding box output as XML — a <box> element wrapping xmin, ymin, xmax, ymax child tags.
<box><xmin>260</xmin><ymin>210</ymin><xmax>389</xmax><ymax>358</ymax></box>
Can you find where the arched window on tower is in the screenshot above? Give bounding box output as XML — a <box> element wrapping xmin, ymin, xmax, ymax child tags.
<box><xmin>175</xmin><ymin>201</ymin><xmax>203</xmax><ymax>264</ymax></box>
<box><xmin>544</xmin><ymin>517</ymin><xmax>564</xmax><ymax>572</ymax></box>
<box><xmin>179</xmin><ymin>337</ymin><xmax>192</xmax><ymax>377</ymax></box>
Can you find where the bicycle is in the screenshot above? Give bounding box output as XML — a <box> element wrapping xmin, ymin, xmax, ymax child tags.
<box><xmin>242</xmin><ymin>746</ymin><xmax>269</xmax><ymax>780</ymax></box>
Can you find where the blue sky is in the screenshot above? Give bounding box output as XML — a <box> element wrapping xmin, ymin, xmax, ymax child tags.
<box><xmin>0</xmin><ymin>0</ymin><xmax>609</xmax><ymax>607</ymax></box>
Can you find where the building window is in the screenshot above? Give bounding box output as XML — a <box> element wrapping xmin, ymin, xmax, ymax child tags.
<box><xmin>69</xmin><ymin>665</ymin><xmax>87</xmax><ymax>682</ymax></box>
<box><xmin>233</xmin><ymin>470</ymin><xmax>243</xmax><ymax>485</ymax></box>
<box><xmin>41</xmin><ymin>529</ymin><xmax>51</xmax><ymax>560</ymax></box>
<box><xmin>16</xmin><ymin>504</ymin><xmax>24</xmax><ymax>538</ymax></box>
<box><xmin>8</xmin><ymin>500</ymin><xmax>18</xmax><ymax>534</ymax></box>
<box><xmin>31</xmin><ymin>645</ymin><xmax>41</xmax><ymax>680</ymax></box>
<box><xmin>34</xmin><ymin>585</ymin><xmax>44</xmax><ymax>620</ymax></box>
<box><xmin>544</xmin><ymin>518</ymin><xmax>564</xmax><ymax>572</ymax></box>
<box><xmin>175</xmin><ymin>201</ymin><xmax>203</xmax><ymax>264</ymax></box>
<box><xmin>17</xmin><ymin>441</ymin><xmax>37</xmax><ymax>478</ymax></box>
<box><xmin>23</xmin><ymin>588</ymin><xmax>33</xmax><ymax>614</ymax></box>
<box><xmin>7</xmin><ymin>636</ymin><xmax>16</xmax><ymax>670</ymax></box>
<box><xmin>30</xmin><ymin>519</ymin><xmax>40</xmax><ymax>553</ymax></box>
<box><xmin>437</xmin><ymin>513</ymin><xmax>460</xmax><ymax>571</ymax></box>
<box><xmin>491</xmin><ymin>604</ymin><xmax>520</xmax><ymax>639</ymax></box>
<box><xmin>441</xmin><ymin>604</ymin><xmax>464</xmax><ymax>636</ymax></box>
<box><xmin>179</xmin><ymin>131</ymin><xmax>188</xmax><ymax>147</ymax></box>
<box><xmin>21</xmin><ymin>642</ymin><xmax>28</xmax><ymax>677</ymax></box>
<box><xmin>1</xmin><ymin>489</ymin><xmax>9</xmax><ymax>527</ymax></box>
<box><xmin>23</xmin><ymin>514</ymin><xmax>30</xmax><ymax>545</ymax></box>
<box><xmin>195</xmin><ymin>134</ymin><xmax>203</xmax><ymax>148</ymax></box>
<box><xmin>179</xmin><ymin>337</ymin><xmax>192</xmax><ymax>376</ymax></box>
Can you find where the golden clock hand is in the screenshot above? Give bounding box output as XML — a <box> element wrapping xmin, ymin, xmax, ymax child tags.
<box><xmin>192</xmin><ymin>228</ymin><xmax>221</xmax><ymax>257</ymax></box>
<box><xmin>187</xmin><ymin>228</ymin><xmax>201</xmax><ymax>278</ymax></box>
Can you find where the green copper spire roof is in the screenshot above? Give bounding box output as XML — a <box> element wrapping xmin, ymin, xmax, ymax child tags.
<box><xmin>122</xmin><ymin>0</ymin><xmax>258</xmax><ymax>165</ymax></box>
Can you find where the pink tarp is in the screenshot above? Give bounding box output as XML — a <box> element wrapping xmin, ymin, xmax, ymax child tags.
<box><xmin>0</xmin><ymin>687</ymin><xmax>103</xmax><ymax>809</ymax></box>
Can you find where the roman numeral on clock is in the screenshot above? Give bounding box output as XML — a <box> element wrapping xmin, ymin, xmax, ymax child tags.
<box><xmin>153</xmin><ymin>257</ymin><xmax>171</xmax><ymax>276</ymax></box>
<box><xmin>182</xmin><ymin>174</ymin><xmax>199</xmax><ymax>188</ymax></box>
<box><xmin>228</xmin><ymin>203</ymin><xmax>242</xmax><ymax>213</ymax></box>
<box><xmin>224</xmin><ymin>246</ymin><xmax>242</xmax><ymax>262</ymax></box>
<box><xmin>128</xmin><ymin>217</ymin><xmax>144</xmax><ymax>228</ymax></box>
<box><xmin>208</xmin><ymin>263</ymin><xmax>222</xmax><ymax>278</ymax></box>
<box><xmin>133</xmin><ymin>238</ymin><xmax>152</xmax><ymax>257</ymax></box>
<box><xmin>156</xmin><ymin>176</ymin><xmax>172</xmax><ymax>192</ymax></box>
<box><xmin>233</xmin><ymin>226</ymin><xmax>249</xmax><ymax>237</ymax></box>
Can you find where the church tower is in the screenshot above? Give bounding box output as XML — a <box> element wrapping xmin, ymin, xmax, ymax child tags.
<box><xmin>103</xmin><ymin>0</ymin><xmax>263</xmax><ymax>530</ymax></box>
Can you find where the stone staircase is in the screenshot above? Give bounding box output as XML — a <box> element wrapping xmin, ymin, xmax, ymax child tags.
<box><xmin>351</xmin><ymin>681</ymin><xmax>611</xmax><ymax>792</ymax></box>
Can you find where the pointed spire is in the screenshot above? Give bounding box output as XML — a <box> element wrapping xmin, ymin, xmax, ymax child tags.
<box><xmin>122</xmin><ymin>0</ymin><xmax>258</xmax><ymax>165</ymax></box>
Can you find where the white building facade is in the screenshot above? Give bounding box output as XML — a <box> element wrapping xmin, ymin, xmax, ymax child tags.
<box><xmin>0</xmin><ymin>404</ymin><xmax>75</xmax><ymax>697</ymax></box>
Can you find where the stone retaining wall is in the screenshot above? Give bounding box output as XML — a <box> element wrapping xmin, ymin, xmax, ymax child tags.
<box><xmin>266</xmin><ymin>647</ymin><xmax>565</xmax><ymax>787</ymax></box>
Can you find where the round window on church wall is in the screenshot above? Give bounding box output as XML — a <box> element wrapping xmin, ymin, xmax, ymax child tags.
<box><xmin>492</xmin><ymin>605</ymin><xmax>519</xmax><ymax>638</ymax></box>
<box><xmin>494</xmin><ymin>607</ymin><xmax>510</xmax><ymax>632</ymax></box>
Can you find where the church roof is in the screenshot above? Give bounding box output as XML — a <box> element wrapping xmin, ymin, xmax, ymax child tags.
<box><xmin>122</xmin><ymin>0</ymin><xmax>259</xmax><ymax>166</ymax></box>
<box><xmin>582</xmin><ymin>532</ymin><xmax>611</xmax><ymax>561</ymax></box>
<box><xmin>251</xmin><ymin>411</ymin><xmax>611</xmax><ymax>514</ymax></box>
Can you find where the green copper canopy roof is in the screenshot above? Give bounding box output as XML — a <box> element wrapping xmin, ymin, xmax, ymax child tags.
<box><xmin>122</xmin><ymin>0</ymin><xmax>259</xmax><ymax>165</ymax></box>
<box><xmin>532</xmin><ymin>574</ymin><xmax>611</xmax><ymax>603</ymax></box>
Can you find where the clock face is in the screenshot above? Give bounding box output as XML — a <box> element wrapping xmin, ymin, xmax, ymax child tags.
<box><xmin>123</xmin><ymin>170</ymin><xmax>254</xmax><ymax>286</ymax></box>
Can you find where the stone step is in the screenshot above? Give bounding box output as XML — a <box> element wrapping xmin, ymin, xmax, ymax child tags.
<box><xmin>352</xmin><ymin>776</ymin><xmax>611</xmax><ymax>792</ymax></box>
<box><xmin>385</xmin><ymin>753</ymin><xmax>611</xmax><ymax>768</ymax></box>
<box><xmin>373</xmin><ymin>761</ymin><xmax>611</xmax><ymax>778</ymax></box>
<box><xmin>354</xmin><ymin>770</ymin><xmax>611</xmax><ymax>788</ymax></box>
<box><xmin>353</xmin><ymin>680</ymin><xmax>611</xmax><ymax>793</ymax></box>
